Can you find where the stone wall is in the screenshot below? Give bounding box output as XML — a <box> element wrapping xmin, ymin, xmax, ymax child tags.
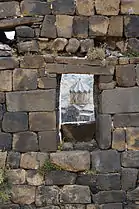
<box><xmin>0</xmin><ymin>0</ymin><xmax>139</xmax><ymax>208</ymax></box>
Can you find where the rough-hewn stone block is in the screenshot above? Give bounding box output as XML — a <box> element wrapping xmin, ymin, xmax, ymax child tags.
<box><xmin>0</xmin><ymin>70</ymin><xmax>12</xmax><ymax>91</ymax></box>
<box><xmin>135</xmin><ymin>64</ymin><xmax>139</xmax><ymax>85</ymax></box>
<box><xmin>41</xmin><ymin>15</ymin><xmax>56</xmax><ymax>38</ymax></box>
<box><xmin>76</xmin><ymin>174</ymin><xmax>97</xmax><ymax>193</ymax></box>
<box><xmin>13</xmin><ymin>132</ymin><xmax>38</xmax><ymax>152</ymax></box>
<box><xmin>13</xmin><ymin>68</ymin><xmax>37</xmax><ymax>90</ymax></box>
<box><xmin>0</xmin><ymin>151</ymin><xmax>7</xmax><ymax>168</ymax></box>
<box><xmin>17</xmin><ymin>40</ymin><xmax>39</xmax><ymax>53</ymax></box>
<box><xmin>121</xmin><ymin>151</ymin><xmax>139</xmax><ymax>168</ymax></box>
<box><xmin>50</xmin><ymin>151</ymin><xmax>90</xmax><ymax>172</ymax></box>
<box><xmin>20</xmin><ymin>55</ymin><xmax>45</xmax><ymax>68</ymax></box>
<box><xmin>100</xmin><ymin>203</ymin><xmax>123</xmax><ymax>209</ymax></box>
<box><xmin>80</xmin><ymin>39</ymin><xmax>94</xmax><ymax>53</ymax></box>
<box><xmin>98</xmin><ymin>81</ymin><xmax>116</xmax><ymax>90</ymax></box>
<box><xmin>7</xmin><ymin>169</ymin><xmax>26</xmax><ymax>184</ymax></box>
<box><xmin>121</xmin><ymin>0</ymin><xmax>139</xmax><ymax>14</ymax></box>
<box><xmin>113</xmin><ymin>113</ymin><xmax>139</xmax><ymax>127</ymax></box>
<box><xmin>38</xmin><ymin>76</ymin><xmax>57</xmax><ymax>89</ymax></box>
<box><xmin>97</xmin><ymin>174</ymin><xmax>121</xmax><ymax>191</ymax></box>
<box><xmin>21</xmin><ymin>0</ymin><xmax>51</xmax><ymax>16</ymax></box>
<box><xmin>60</xmin><ymin>185</ymin><xmax>91</xmax><ymax>204</ymax></box>
<box><xmin>95</xmin><ymin>0</ymin><xmax>120</xmax><ymax>15</ymax></box>
<box><xmin>128</xmin><ymin>38</ymin><xmax>139</xmax><ymax>54</ymax></box>
<box><xmin>66</xmin><ymin>38</ymin><xmax>80</xmax><ymax>53</ymax></box>
<box><xmin>0</xmin><ymin>1</ymin><xmax>20</xmax><ymax>19</ymax></box>
<box><xmin>100</xmin><ymin>87</ymin><xmax>139</xmax><ymax>113</ymax></box>
<box><xmin>56</xmin><ymin>15</ymin><xmax>73</xmax><ymax>38</ymax></box>
<box><xmin>29</xmin><ymin>112</ymin><xmax>56</xmax><ymax>131</ymax></box>
<box><xmin>108</xmin><ymin>16</ymin><xmax>123</xmax><ymax>37</ymax></box>
<box><xmin>45</xmin><ymin>64</ymin><xmax>114</xmax><ymax>75</ymax></box>
<box><xmin>6</xmin><ymin>90</ymin><xmax>56</xmax><ymax>111</ymax></box>
<box><xmin>38</xmin><ymin>131</ymin><xmax>57</xmax><ymax>152</ymax></box>
<box><xmin>73</xmin><ymin>16</ymin><xmax>88</xmax><ymax>38</ymax></box>
<box><xmin>2</xmin><ymin>112</ymin><xmax>28</xmax><ymax>132</ymax></box>
<box><xmin>96</xmin><ymin>114</ymin><xmax>111</xmax><ymax>149</ymax></box>
<box><xmin>0</xmin><ymin>132</ymin><xmax>12</xmax><ymax>151</ymax></box>
<box><xmin>126</xmin><ymin>127</ymin><xmax>139</xmax><ymax>150</ymax></box>
<box><xmin>93</xmin><ymin>191</ymin><xmax>126</xmax><ymax>204</ymax></box>
<box><xmin>121</xmin><ymin>168</ymin><xmax>138</xmax><ymax>191</ymax></box>
<box><xmin>0</xmin><ymin>57</ymin><xmax>19</xmax><ymax>70</ymax></box>
<box><xmin>11</xmin><ymin>185</ymin><xmax>36</xmax><ymax>204</ymax></box>
<box><xmin>116</xmin><ymin>64</ymin><xmax>136</xmax><ymax>87</ymax></box>
<box><xmin>26</xmin><ymin>170</ymin><xmax>43</xmax><ymax>186</ymax></box>
<box><xmin>124</xmin><ymin>16</ymin><xmax>139</xmax><ymax>37</ymax></box>
<box><xmin>0</xmin><ymin>204</ymin><xmax>20</xmax><ymax>209</ymax></box>
<box><xmin>45</xmin><ymin>170</ymin><xmax>77</xmax><ymax>185</ymax></box>
<box><xmin>52</xmin><ymin>0</ymin><xmax>75</xmax><ymax>15</ymax></box>
<box><xmin>92</xmin><ymin>150</ymin><xmax>120</xmax><ymax>173</ymax></box>
<box><xmin>0</xmin><ymin>92</ymin><xmax>5</xmax><ymax>103</ymax></box>
<box><xmin>112</xmin><ymin>128</ymin><xmax>126</xmax><ymax>151</ymax></box>
<box><xmin>76</xmin><ymin>0</ymin><xmax>94</xmax><ymax>16</ymax></box>
<box><xmin>52</xmin><ymin>38</ymin><xmax>68</xmax><ymax>52</ymax></box>
<box><xmin>35</xmin><ymin>186</ymin><xmax>60</xmax><ymax>206</ymax></box>
<box><xmin>7</xmin><ymin>151</ymin><xmax>20</xmax><ymax>169</ymax></box>
<box><xmin>16</xmin><ymin>26</ymin><xmax>34</xmax><ymax>38</ymax></box>
<box><xmin>127</xmin><ymin>187</ymin><xmax>139</xmax><ymax>201</ymax></box>
<box><xmin>89</xmin><ymin>16</ymin><xmax>109</xmax><ymax>36</ymax></box>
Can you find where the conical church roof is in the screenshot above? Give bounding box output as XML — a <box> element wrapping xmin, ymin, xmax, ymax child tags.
<box><xmin>70</xmin><ymin>78</ymin><xmax>90</xmax><ymax>93</ymax></box>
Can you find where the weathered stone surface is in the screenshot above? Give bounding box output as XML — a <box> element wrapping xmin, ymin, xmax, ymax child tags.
<box><xmin>66</xmin><ymin>38</ymin><xmax>80</xmax><ymax>54</ymax></box>
<box><xmin>2</xmin><ymin>112</ymin><xmax>28</xmax><ymax>132</ymax></box>
<box><xmin>121</xmin><ymin>168</ymin><xmax>138</xmax><ymax>191</ymax></box>
<box><xmin>73</xmin><ymin>16</ymin><xmax>88</xmax><ymax>38</ymax></box>
<box><xmin>126</xmin><ymin>128</ymin><xmax>139</xmax><ymax>150</ymax></box>
<box><xmin>17</xmin><ymin>40</ymin><xmax>39</xmax><ymax>53</ymax></box>
<box><xmin>121</xmin><ymin>0</ymin><xmax>139</xmax><ymax>14</ymax></box>
<box><xmin>121</xmin><ymin>151</ymin><xmax>139</xmax><ymax>167</ymax></box>
<box><xmin>6</xmin><ymin>90</ymin><xmax>55</xmax><ymax>111</ymax></box>
<box><xmin>116</xmin><ymin>64</ymin><xmax>136</xmax><ymax>87</ymax></box>
<box><xmin>38</xmin><ymin>76</ymin><xmax>57</xmax><ymax>89</ymax></box>
<box><xmin>112</xmin><ymin>128</ymin><xmax>126</xmax><ymax>151</ymax></box>
<box><xmin>45</xmin><ymin>63</ymin><xmax>114</xmax><ymax>75</ymax></box>
<box><xmin>7</xmin><ymin>151</ymin><xmax>20</xmax><ymax>168</ymax></box>
<box><xmin>97</xmin><ymin>174</ymin><xmax>121</xmax><ymax>191</ymax></box>
<box><xmin>119</xmin><ymin>57</ymin><xmax>129</xmax><ymax>65</ymax></box>
<box><xmin>63</xmin><ymin>205</ymin><xmax>85</xmax><ymax>209</ymax></box>
<box><xmin>52</xmin><ymin>38</ymin><xmax>68</xmax><ymax>51</ymax></box>
<box><xmin>20</xmin><ymin>55</ymin><xmax>45</xmax><ymax>68</ymax></box>
<box><xmin>89</xmin><ymin>16</ymin><xmax>109</xmax><ymax>36</ymax></box>
<box><xmin>99</xmin><ymin>75</ymin><xmax>113</xmax><ymax>83</ymax></box>
<box><xmin>0</xmin><ymin>50</ymin><xmax>11</xmax><ymax>57</ymax></box>
<box><xmin>108</xmin><ymin>16</ymin><xmax>123</xmax><ymax>37</ymax></box>
<box><xmin>125</xmin><ymin>204</ymin><xmax>139</xmax><ymax>209</ymax></box>
<box><xmin>76</xmin><ymin>0</ymin><xmax>94</xmax><ymax>16</ymax></box>
<box><xmin>128</xmin><ymin>38</ymin><xmax>139</xmax><ymax>53</ymax></box>
<box><xmin>0</xmin><ymin>205</ymin><xmax>20</xmax><ymax>209</ymax></box>
<box><xmin>0</xmin><ymin>132</ymin><xmax>12</xmax><ymax>151</ymax></box>
<box><xmin>37</xmin><ymin>206</ymin><xmax>60</xmax><ymax>209</ymax></box>
<box><xmin>100</xmin><ymin>87</ymin><xmax>139</xmax><ymax>113</ymax></box>
<box><xmin>0</xmin><ymin>92</ymin><xmax>5</xmax><ymax>103</ymax></box>
<box><xmin>86</xmin><ymin>204</ymin><xmax>97</xmax><ymax>209</ymax></box>
<box><xmin>45</xmin><ymin>170</ymin><xmax>77</xmax><ymax>185</ymax></box>
<box><xmin>26</xmin><ymin>170</ymin><xmax>44</xmax><ymax>186</ymax></box>
<box><xmin>60</xmin><ymin>185</ymin><xmax>91</xmax><ymax>204</ymax></box>
<box><xmin>29</xmin><ymin>112</ymin><xmax>56</xmax><ymax>131</ymax></box>
<box><xmin>124</xmin><ymin>16</ymin><xmax>139</xmax><ymax>37</ymax></box>
<box><xmin>52</xmin><ymin>0</ymin><xmax>75</xmax><ymax>15</ymax></box>
<box><xmin>74</xmin><ymin>140</ymin><xmax>98</xmax><ymax>152</ymax></box>
<box><xmin>0</xmin><ymin>151</ymin><xmax>7</xmax><ymax>168</ymax></box>
<box><xmin>38</xmin><ymin>131</ymin><xmax>57</xmax><ymax>152</ymax></box>
<box><xmin>98</xmin><ymin>81</ymin><xmax>116</xmax><ymax>90</ymax></box>
<box><xmin>92</xmin><ymin>150</ymin><xmax>120</xmax><ymax>173</ymax></box>
<box><xmin>100</xmin><ymin>203</ymin><xmax>123</xmax><ymax>209</ymax></box>
<box><xmin>93</xmin><ymin>191</ymin><xmax>125</xmax><ymax>204</ymax></box>
<box><xmin>50</xmin><ymin>151</ymin><xmax>90</xmax><ymax>172</ymax></box>
<box><xmin>136</xmin><ymin>64</ymin><xmax>139</xmax><ymax>85</ymax></box>
<box><xmin>56</xmin><ymin>15</ymin><xmax>73</xmax><ymax>38</ymax></box>
<box><xmin>13</xmin><ymin>132</ymin><xmax>38</xmax><ymax>152</ymax></box>
<box><xmin>21</xmin><ymin>0</ymin><xmax>51</xmax><ymax>15</ymax></box>
<box><xmin>80</xmin><ymin>39</ymin><xmax>94</xmax><ymax>53</ymax></box>
<box><xmin>95</xmin><ymin>0</ymin><xmax>120</xmax><ymax>15</ymax></box>
<box><xmin>0</xmin><ymin>70</ymin><xmax>12</xmax><ymax>91</ymax></box>
<box><xmin>96</xmin><ymin>114</ymin><xmax>111</xmax><ymax>149</ymax></box>
<box><xmin>113</xmin><ymin>113</ymin><xmax>139</xmax><ymax>127</ymax></box>
<box><xmin>0</xmin><ymin>57</ymin><xmax>18</xmax><ymax>70</ymax></box>
<box><xmin>0</xmin><ymin>1</ymin><xmax>20</xmax><ymax>18</ymax></box>
<box><xmin>35</xmin><ymin>186</ymin><xmax>60</xmax><ymax>206</ymax></box>
<box><xmin>13</xmin><ymin>68</ymin><xmax>37</xmax><ymax>91</ymax></box>
<box><xmin>127</xmin><ymin>187</ymin><xmax>139</xmax><ymax>201</ymax></box>
<box><xmin>62</xmin><ymin>142</ymin><xmax>74</xmax><ymax>151</ymax></box>
<box><xmin>16</xmin><ymin>26</ymin><xmax>34</xmax><ymax>38</ymax></box>
<box><xmin>7</xmin><ymin>169</ymin><xmax>26</xmax><ymax>184</ymax></box>
<box><xmin>11</xmin><ymin>185</ymin><xmax>35</xmax><ymax>204</ymax></box>
<box><xmin>41</xmin><ymin>15</ymin><xmax>56</xmax><ymax>38</ymax></box>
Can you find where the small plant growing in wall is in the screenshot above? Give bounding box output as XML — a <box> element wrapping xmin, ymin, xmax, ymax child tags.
<box><xmin>0</xmin><ymin>168</ymin><xmax>11</xmax><ymax>202</ymax></box>
<box><xmin>87</xmin><ymin>47</ymin><xmax>106</xmax><ymax>61</ymax></box>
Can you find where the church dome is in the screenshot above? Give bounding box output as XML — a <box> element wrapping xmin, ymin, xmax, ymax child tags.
<box><xmin>70</xmin><ymin>78</ymin><xmax>90</xmax><ymax>93</ymax></box>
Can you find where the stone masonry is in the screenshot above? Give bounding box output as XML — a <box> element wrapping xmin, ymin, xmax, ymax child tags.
<box><xmin>0</xmin><ymin>0</ymin><xmax>139</xmax><ymax>209</ymax></box>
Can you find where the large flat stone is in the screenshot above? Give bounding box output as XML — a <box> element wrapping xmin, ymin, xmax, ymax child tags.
<box><xmin>0</xmin><ymin>57</ymin><xmax>19</xmax><ymax>69</ymax></box>
<box><xmin>52</xmin><ymin>0</ymin><xmax>75</xmax><ymax>15</ymax></box>
<box><xmin>26</xmin><ymin>170</ymin><xmax>43</xmax><ymax>186</ymax></box>
<box><xmin>60</xmin><ymin>185</ymin><xmax>91</xmax><ymax>204</ymax></box>
<box><xmin>112</xmin><ymin>128</ymin><xmax>126</xmax><ymax>151</ymax></box>
<box><xmin>45</xmin><ymin>64</ymin><xmax>114</xmax><ymax>75</ymax></box>
<box><xmin>108</xmin><ymin>16</ymin><xmax>123</xmax><ymax>37</ymax></box>
<box><xmin>92</xmin><ymin>150</ymin><xmax>120</xmax><ymax>173</ymax></box>
<box><xmin>100</xmin><ymin>203</ymin><xmax>123</xmax><ymax>209</ymax></box>
<box><xmin>76</xmin><ymin>0</ymin><xmax>94</xmax><ymax>16</ymax></box>
<box><xmin>73</xmin><ymin>16</ymin><xmax>88</xmax><ymax>38</ymax></box>
<box><xmin>7</xmin><ymin>151</ymin><xmax>21</xmax><ymax>169</ymax></box>
<box><xmin>38</xmin><ymin>131</ymin><xmax>57</xmax><ymax>152</ymax></box>
<box><xmin>121</xmin><ymin>168</ymin><xmax>138</xmax><ymax>191</ymax></box>
<box><xmin>50</xmin><ymin>151</ymin><xmax>90</xmax><ymax>172</ymax></box>
<box><xmin>89</xmin><ymin>16</ymin><xmax>109</xmax><ymax>36</ymax></box>
<box><xmin>124</xmin><ymin>16</ymin><xmax>139</xmax><ymax>37</ymax></box>
<box><xmin>6</xmin><ymin>90</ymin><xmax>56</xmax><ymax>111</ymax></box>
<box><xmin>95</xmin><ymin>0</ymin><xmax>120</xmax><ymax>15</ymax></box>
<box><xmin>0</xmin><ymin>132</ymin><xmax>12</xmax><ymax>151</ymax></box>
<box><xmin>0</xmin><ymin>1</ymin><xmax>20</xmax><ymax>18</ymax></box>
<box><xmin>2</xmin><ymin>112</ymin><xmax>28</xmax><ymax>132</ymax></box>
<box><xmin>100</xmin><ymin>87</ymin><xmax>139</xmax><ymax>113</ymax></box>
<box><xmin>0</xmin><ymin>70</ymin><xmax>12</xmax><ymax>91</ymax></box>
<box><xmin>121</xmin><ymin>151</ymin><xmax>139</xmax><ymax>168</ymax></box>
<box><xmin>17</xmin><ymin>40</ymin><xmax>39</xmax><ymax>53</ymax></box>
<box><xmin>56</xmin><ymin>15</ymin><xmax>73</xmax><ymax>38</ymax></box>
<box><xmin>41</xmin><ymin>15</ymin><xmax>57</xmax><ymax>38</ymax></box>
<box><xmin>113</xmin><ymin>113</ymin><xmax>139</xmax><ymax>127</ymax></box>
<box><xmin>20</xmin><ymin>55</ymin><xmax>45</xmax><ymax>68</ymax></box>
<box><xmin>16</xmin><ymin>26</ymin><xmax>34</xmax><ymax>38</ymax></box>
<box><xmin>126</xmin><ymin>127</ymin><xmax>139</xmax><ymax>150</ymax></box>
<box><xmin>127</xmin><ymin>187</ymin><xmax>139</xmax><ymax>201</ymax></box>
<box><xmin>38</xmin><ymin>76</ymin><xmax>57</xmax><ymax>89</ymax></box>
<box><xmin>7</xmin><ymin>169</ymin><xmax>26</xmax><ymax>185</ymax></box>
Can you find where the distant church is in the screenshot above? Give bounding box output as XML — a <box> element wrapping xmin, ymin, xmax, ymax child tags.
<box><xmin>61</xmin><ymin>78</ymin><xmax>94</xmax><ymax>123</ymax></box>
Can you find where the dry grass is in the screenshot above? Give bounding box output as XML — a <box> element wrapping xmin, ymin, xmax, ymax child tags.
<box><xmin>87</xmin><ymin>47</ymin><xmax>105</xmax><ymax>61</ymax></box>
